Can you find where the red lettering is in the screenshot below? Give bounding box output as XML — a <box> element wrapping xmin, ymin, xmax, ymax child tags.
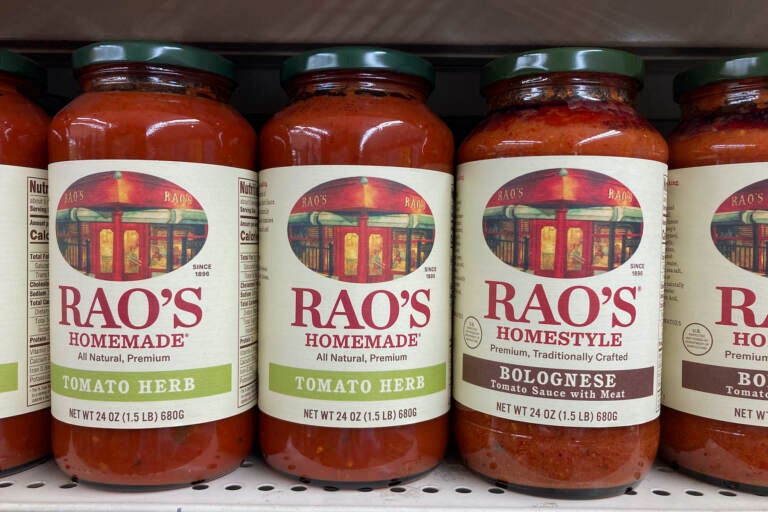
<box><xmin>173</xmin><ymin>287</ymin><xmax>203</xmax><ymax>328</ymax></box>
<box><xmin>409</xmin><ymin>289</ymin><xmax>431</xmax><ymax>328</ymax></box>
<box><xmin>60</xmin><ymin>285</ymin><xmax>203</xmax><ymax>330</ymax></box>
<box><xmin>484</xmin><ymin>280</ymin><xmax>516</xmax><ymax>320</ymax></box>
<box><xmin>717</xmin><ymin>286</ymin><xmax>768</xmax><ymax>327</ymax></box>
<box><xmin>612</xmin><ymin>286</ymin><xmax>637</xmax><ymax>327</ymax></box>
<box><xmin>84</xmin><ymin>288</ymin><xmax>120</xmax><ymax>329</ymax></box>
<box><xmin>484</xmin><ymin>282</ymin><xmax>559</xmax><ymax>325</ymax></box>
<box><xmin>557</xmin><ymin>286</ymin><xmax>599</xmax><ymax>327</ymax></box>
<box><xmin>291</xmin><ymin>287</ymin><xmax>323</xmax><ymax>327</ymax></box>
<box><xmin>117</xmin><ymin>288</ymin><xmax>160</xmax><ymax>329</ymax></box>
<box><xmin>361</xmin><ymin>290</ymin><xmax>397</xmax><ymax>330</ymax></box>
<box><xmin>326</xmin><ymin>290</ymin><xmax>364</xmax><ymax>329</ymax></box>
<box><xmin>519</xmin><ymin>284</ymin><xmax>559</xmax><ymax>325</ymax></box>
<box><xmin>486</xmin><ymin>281</ymin><xmax>636</xmax><ymax>328</ymax></box>
<box><xmin>733</xmin><ymin>331</ymin><xmax>750</xmax><ymax>346</ymax></box>
<box><xmin>292</xmin><ymin>287</ymin><xmax>432</xmax><ymax>330</ymax></box>
<box><xmin>59</xmin><ymin>285</ymin><xmax>83</xmax><ymax>326</ymax></box>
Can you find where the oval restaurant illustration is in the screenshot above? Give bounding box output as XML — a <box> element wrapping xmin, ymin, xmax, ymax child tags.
<box><xmin>288</xmin><ymin>176</ymin><xmax>434</xmax><ymax>283</ymax></box>
<box><xmin>711</xmin><ymin>178</ymin><xmax>768</xmax><ymax>276</ymax></box>
<box><xmin>56</xmin><ymin>171</ymin><xmax>208</xmax><ymax>281</ymax></box>
<box><xmin>484</xmin><ymin>168</ymin><xmax>643</xmax><ymax>278</ymax></box>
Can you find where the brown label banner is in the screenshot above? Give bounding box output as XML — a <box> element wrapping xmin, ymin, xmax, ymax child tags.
<box><xmin>462</xmin><ymin>353</ymin><xmax>653</xmax><ymax>401</ymax></box>
<box><xmin>683</xmin><ymin>360</ymin><xmax>768</xmax><ymax>398</ymax></box>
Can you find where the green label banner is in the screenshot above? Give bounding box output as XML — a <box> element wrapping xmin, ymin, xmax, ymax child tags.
<box><xmin>0</xmin><ymin>363</ymin><xmax>18</xmax><ymax>393</ymax></box>
<box><xmin>269</xmin><ymin>363</ymin><xmax>446</xmax><ymax>401</ymax></box>
<box><xmin>51</xmin><ymin>364</ymin><xmax>231</xmax><ymax>402</ymax></box>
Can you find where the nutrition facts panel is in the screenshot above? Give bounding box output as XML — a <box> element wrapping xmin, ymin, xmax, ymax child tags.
<box><xmin>27</xmin><ymin>175</ymin><xmax>50</xmax><ymax>407</ymax></box>
<box><xmin>238</xmin><ymin>176</ymin><xmax>258</xmax><ymax>407</ymax></box>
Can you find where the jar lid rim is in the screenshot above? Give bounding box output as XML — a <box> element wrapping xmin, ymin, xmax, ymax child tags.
<box><xmin>73</xmin><ymin>41</ymin><xmax>235</xmax><ymax>81</ymax></box>
<box><xmin>481</xmin><ymin>47</ymin><xmax>645</xmax><ymax>89</ymax></box>
<box><xmin>0</xmin><ymin>50</ymin><xmax>45</xmax><ymax>86</ymax></box>
<box><xmin>674</xmin><ymin>52</ymin><xmax>768</xmax><ymax>100</ymax></box>
<box><xmin>280</xmin><ymin>46</ymin><xmax>435</xmax><ymax>88</ymax></box>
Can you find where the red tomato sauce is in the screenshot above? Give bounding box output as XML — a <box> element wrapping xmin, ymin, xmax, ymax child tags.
<box><xmin>0</xmin><ymin>62</ymin><xmax>51</xmax><ymax>475</ymax></box>
<box><xmin>49</xmin><ymin>59</ymin><xmax>256</xmax><ymax>487</ymax></box>
<box><xmin>259</xmin><ymin>64</ymin><xmax>453</xmax><ymax>485</ymax></box>
<box><xmin>455</xmin><ymin>68</ymin><xmax>667</xmax><ymax>497</ymax></box>
<box><xmin>662</xmin><ymin>75</ymin><xmax>768</xmax><ymax>492</ymax></box>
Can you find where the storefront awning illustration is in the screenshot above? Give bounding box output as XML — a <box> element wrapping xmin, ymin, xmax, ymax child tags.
<box><xmin>486</xmin><ymin>168</ymin><xmax>641</xmax><ymax>210</ymax></box>
<box><xmin>712</xmin><ymin>210</ymin><xmax>768</xmax><ymax>225</ymax></box>
<box><xmin>291</xmin><ymin>177</ymin><xmax>433</xmax><ymax>215</ymax></box>
<box><xmin>483</xmin><ymin>204</ymin><xmax>642</xmax><ymax>222</ymax></box>
<box><xmin>56</xmin><ymin>207</ymin><xmax>208</xmax><ymax>224</ymax></box>
<box><xmin>56</xmin><ymin>170</ymin><xmax>205</xmax><ymax>211</ymax></box>
<box><xmin>289</xmin><ymin>211</ymin><xmax>434</xmax><ymax>229</ymax></box>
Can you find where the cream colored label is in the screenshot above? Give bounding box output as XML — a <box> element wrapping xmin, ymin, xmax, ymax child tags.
<box><xmin>663</xmin><ymin>163</ymin><xmax>768</xmax><ymax>426</ymax></box>
<box><xmin>49</xmin><ymin>160</ymin><xmax>257</xmax><ymax>428</ymax></box>
<box><xmin>258</xmin><ymin>165</ymin><xmax>452</xmax><ymax>428</ymax></box>
<box><xmin>0</xmin><ymin>165</ymin><xmax>50</xmax><ymax>418</ymax></box>
<box><xmin>454</xmin><ymin>156</ymin><xmax>666</xmax><ymax>428</ymax></box>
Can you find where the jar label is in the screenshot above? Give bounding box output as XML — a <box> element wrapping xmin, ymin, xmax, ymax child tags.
<box><xmin>663</xmin><ymin>163</ymin><xmax>768</xmax><ymax>426</ymax></box>
<box><xmin>258</xmin><ymin>165</ymin><xmax>452</xmax><ymax>428</ymax></box>
<box><xmin>0</xmin><ymin>165</ymin><xmax>50</xmax><ymax>419</ymax></box>
<box><xmin>454</xmin><ymin>156</ymin><xmax>667</xmax><ymax>427</ymax></box>
<box><xmin>49</xmin><ymin>160</ymin><xmax>257</xmax><ymax>428</ymax></box>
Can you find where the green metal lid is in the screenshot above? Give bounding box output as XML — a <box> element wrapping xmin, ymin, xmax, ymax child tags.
<box><xmin>674</xmin><ymin>52</ymin><xmax>768</xmax><ymax>100</ymax></box>
<box><xmin>73</xmin><ymin>41</ymin><xmax>235</xmax><ymax>81</ymax></box>
<box><xmin>481</xmin><ymin>47</ymin><xmax>645</xmax><ymax>89</ymax></box>
<box><xmin>280</xmin><ymin>46</ymin><xmax>435</xmax><ymax>88</ymax></box>
<box><xmin>0</xmin><ymin>50</ymin><xmax>45</xmax><ymax>86</ymax></box>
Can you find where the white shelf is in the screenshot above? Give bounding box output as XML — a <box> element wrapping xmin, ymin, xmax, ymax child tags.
<box><xmin>0</xmin><ymin>456</ymin><xmax>765</xmax><ymax>511</ymax></box>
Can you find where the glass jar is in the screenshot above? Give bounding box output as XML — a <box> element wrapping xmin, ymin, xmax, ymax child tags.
<box><xmin>0</xmin><ymin>50</ymin><xmax>51</xmax><ymax>476</ymax></box>
<box><xmin>258</xmin><ymin>46</ymin><xmax>453</xmax><ymax>486</ymax></box>
<box><xmin>454</xmin><ymin>48</ymin><xmax>668</xmax><ymax>498</ymax></box>
<box><xmin>661</xmin><ymin>52</ymin><xmax>768</xmax><ymax>493</ymax></box>
<box><xmin>49</xmin><ymin>41</ymin><xmax>257</xmax><ymax>488</ymax></box>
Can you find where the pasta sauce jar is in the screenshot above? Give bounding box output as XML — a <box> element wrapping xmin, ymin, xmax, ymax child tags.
<box><xmin>453</xmin><ymin>48</ymin><xmax>668</xmax><ymax>498</ymax></box>
<box><xmin>661</xmin><ymin>52</ymin><xmax>768</xmax><ymax>493</ymax></box>
<box><xmin>48</xmin><ymin>41</ymin><xmax>257</xmax><ymax>488</ymax></box>
<box><xmin>259</xmin><ymin>47</ymin><xmax>453</xmax><ymax>486</ymax></box>
<box><xmin>0</xmin><ymin>50</ymin><xmax>51</xmax><ymax>475</ymax></box>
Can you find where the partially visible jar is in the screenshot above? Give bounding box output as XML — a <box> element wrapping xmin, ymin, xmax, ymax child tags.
<box><xmin>454</xmin><ymin>48</ymin><xmax>668</xmax><ymax>498</ymax></box>
<box><xmin>49</xmin><ymin>41</ymin><xmax>257</xmax><ymax>488</ymax></box>
<box><xmin>661</xmin><ymin>52</ymin><xmax>768</xmax><ymax>493</ymax></box>
<box><xmin>0</xmin><ymin>50</ymin><xmax>51</xmax><ymax>476</ymax></box>
<box><xmin>259</xmin><ymin>47</ymin><xmax>453</xmax><ymax>486</ymax></box>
